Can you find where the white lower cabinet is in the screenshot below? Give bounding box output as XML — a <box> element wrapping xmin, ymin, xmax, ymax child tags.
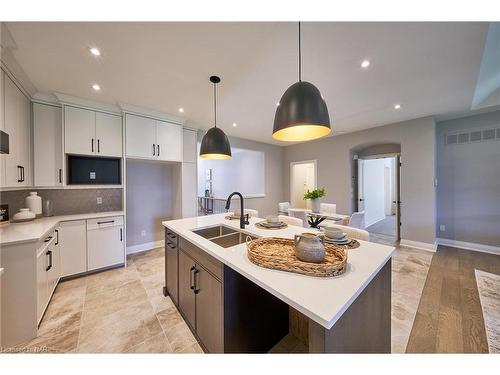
<box><xmin>86</xmin><ymin>216</ymin><xmax>125</xmax><ymax>271</ymax></box>
<box><xmin>36</xmin><ymin>234</ymin><xmax>60</xmax><ymax>324</ymax></box>
<box><xmin>59</xmin><ymin>220</ymin><xmax>87</xmax><ymax>277</ymax></box>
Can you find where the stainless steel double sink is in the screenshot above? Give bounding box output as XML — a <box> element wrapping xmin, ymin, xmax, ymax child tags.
<box><xmin>192</xmin><ymin>225</ymin><xmax>258</xmax><ymax>248</ymax></box>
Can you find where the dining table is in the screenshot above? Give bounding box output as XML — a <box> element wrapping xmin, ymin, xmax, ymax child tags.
<box><xmin>287</xmin><ymin>208</ymin><xmax>350</xmax><ymax>229</ymax></box>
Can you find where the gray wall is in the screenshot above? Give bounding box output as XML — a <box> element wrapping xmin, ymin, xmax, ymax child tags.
<box><xmin>436</xmin><ymin>110</ymin><xmax>500</xmax><ymax>247</ymax></box>
<box><xmin>284</xmin><ymin>116</ymin><xmax>437</xmax><ymax>245</ymax></box>
<box><xmin>126</xmin><ymin>160</ymin><xmax>175</xmax><ymax>247</ymax></box>
<box><xmin>198</xmin><ymin>132</ymin><xmax>286</xmax><ymax>217</ymax></box>
<box><xmin>0</xmin><ymin>188</ymin><xmax>122</xmax><ymax>217</ymax></box>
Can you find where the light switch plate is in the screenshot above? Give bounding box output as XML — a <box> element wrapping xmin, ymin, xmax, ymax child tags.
<box><xmin>90</xmin><ymin>171</ymin><xmax>96</xmax><ymax>180</ymax></box>
<box><xmin>439</xmin><ymin>225</ymin><xmax>446</xmax><ymax>232</ymax></box>
<box><xmin>96</xmin><ymin>197</ymin><xmax>102</xmax><ymax>205</ymax></box>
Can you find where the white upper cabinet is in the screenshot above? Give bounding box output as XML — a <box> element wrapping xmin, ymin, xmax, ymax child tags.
<box><xmin>64</xmin><ymin>106</ymin><xmax>123</xmax><ymax>157</ymax></box>
<box><xmin>183</xmin><ymin>128</ymin><xmax>198</xmax><ymax>163</ymax></box>
<box><xmin>125</xmin><ymin>114</ymin><xmax>156</xmax><ymax>158</ymax></box>
<box><xmin>156</xmin><ymin>120</ymin><xmax>182</xmax><ymax>162</ymax></box>
<box><xmin>125</xmin><ymin>113</ymin><xmax>182</xmax><ymax>161</ymax></box>
<box><xmin>33</xmin><ymin>103</ymin><xmax>63</xmax><ymax>187</ymax></box>
<box><xmin>95</xmin><ymin>112</ymin><xmax>122</xmax><ymax>157</ymax></box>
<box><xmin>2</xmin><ymin>73</ymin><xmax>31</xmax><ymax>188</ymax></box>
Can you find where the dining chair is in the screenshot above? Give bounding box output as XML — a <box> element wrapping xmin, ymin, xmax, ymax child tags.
<box><xmin>278</xmin><ymin>202</ymin><xmax>291</xmax><ymax>215</ymax></box>
<box><xmin>278</xmin><ymin>214</ymin><xmax>303</xmax><ymax>227</ymax></box>
<box><xmin>244</xmin><ymin>208</ymin><xmax>259</xmax><ymax>218</ymax></box>
<box><xmin>349</xmin><ymin>211</ymin><xmax>366</xmax><ymax>229</ymax></box>
<box><xmin>320</xmin><ymin>223</ymin><xmax>370</xmax><ymax>241</ymax></box>
<box><xmin>287</xmin><ymin>208</ymin><xmax>309</xmax><ymax>228</ymax></box>
<box><xmin>320</xmin><ymin>203</ymin><xmax>337</xmax><ymax>216</ymax></box>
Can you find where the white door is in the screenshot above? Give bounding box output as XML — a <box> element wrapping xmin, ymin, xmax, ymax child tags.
<box><xmin>183</xmin><ymin>128</ymin><xmax>197</xmax><ymax>163</ymax></box>
<box><xmin>33</xmin><ymin>103</ymin><xmax>63</xmax><ymax>186</ymax></box>
<box><xmin>87</xmin><ymin>220</ymin><xmax>124</xmax><ymax>271</ymax></box>
<box><xmin>156</xmin><ymin>120</ymin><xmax>182</xmax><ymax>161</ymax></box>
<box><xmin>47</xmin><ymin>236</ymin><xmax>60</xmax><ymax>296</ymax></box>
<box><xmin>357</xmin><ymin>159</ymin><xmax>365</xmax><ymax>212</ymax></box>
<box><xmin>95</xmin><ymin>112</ymin><xmax>122</xmax><ymax>157</ymax></box>
<box><xmin>125</xmin><ymin>114</ymin><xmax>156</xmax><ymax>159</ymax></box>
<box><xmin>290</xmin><ymin>161</ymin><xmax>316</xmax><ymax>209</ymax></box>
<box><xmin>59</xmin><ymin>220</ymin><xmax>87</xmax><ymax>277</ymax></box>
<box><xmin>64</xmin><ymin>106</ymin><xmax>96</xmax><ymax>155</ymax></box>
<box><xmin>182</xmin><ymin>163</ymin><xmax>197</xmax><ymax>218</ymax></box>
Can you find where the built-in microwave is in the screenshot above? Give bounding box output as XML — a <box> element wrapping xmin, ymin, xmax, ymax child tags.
<box><xmin>67</xmin><ymin>155</ymin><xmax>121</xmax><ymax>185</ymax></box>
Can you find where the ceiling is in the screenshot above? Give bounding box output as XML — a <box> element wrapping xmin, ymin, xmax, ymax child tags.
<box><xmin>4</xmin><ymin>22</ymin><xmax>490</xmax><ymax>145</ymax></box>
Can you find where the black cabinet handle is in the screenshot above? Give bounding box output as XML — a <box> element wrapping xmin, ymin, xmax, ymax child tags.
<box><xmin>44</xmin><ymin>236</ymin><xmax>53</xmax><ymax>242</ymax></box>
<box><xmin>46</xmin><ymin>250</ymin><xmax>52</xmax><ymax>271</ymax></box>
<box><xmin>91</xmin><ymin>138</ymin><xmax>94</xmax><ymax>153</ymax></box>
<box><xmin>157</xmin><ymin>144</ymin><xmax>160</xmax><ymax>157</ymax></box>
<box><xmin>97</xmin><ymin>139</ymin><xmax>100</xmax><ymax>153</ymax></box>
<box><xmin>59</xmin><ymin>168</ymin><xmax>62</xmax><ymax>183</ymax></box>
<box><xmin>97</xmin><ymin>220</ymin><xmax>115</xmax><ymax>225</ymax></box>
<box><xmin>55</xmin><ymin>229</ymin><xmax>59</xmax><ymax>245</ymax></box>
<box><xmin>167</xmin><ymin>242</ymin><xmax>176</xmax><ymax>249</ymax></box>
<box><xmin>120</xmin><ymin>228</ymin><xmax>123</xmax><ymax>241</ymax></box>
<box><xmin>193</xmin><ymin>269</ymin><xmax>200</xmax><ymax>294</ymax></box>
<box><xmin>189</xmin><ymin>266</ymin><xmax>195</xmax><ymax>290</ymax></box>
<box><xmin>22</xmin><ymin>166</ymin><xmax>25</xmax><ymax>182</ymax></box>
<box><xmin>17</xmin><ymin>165</ymin><xmax>22</xmax><ymax>182</ymax></box>
<box><xmin>153</xmin><ymin>143</ymin><xmax>156</xmax><ymax>156</ymax></box>
<box><xmin>167</xmin><ymin>232</ymin><xmax>176</xmax><ymax>239</ymax></box>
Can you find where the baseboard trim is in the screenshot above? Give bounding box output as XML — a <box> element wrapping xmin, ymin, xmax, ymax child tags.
<box><xmin>400</xmin><ymin>239</ymin><xmax>437</xmax><ymax>252</ymax></box>
<box><xmin>127</xmin><ymin>240</ymin><xmax>164</xmax><ymax>255</ymax></box>
<box><xmin>436</xmin><ymin>238</ymin><xmax>500</xmax><ymax>255</ymax></box>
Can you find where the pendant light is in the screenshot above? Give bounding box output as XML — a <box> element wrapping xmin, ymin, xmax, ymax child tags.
<box><xmin>200</xmin><ymin>76</ymin><xmax>232</xmax><ymax>159</ymax></box>
<box><xmin>273</xmin><ymin>22</ymin><xmax>331</xmax><ymax>142</ymax></box>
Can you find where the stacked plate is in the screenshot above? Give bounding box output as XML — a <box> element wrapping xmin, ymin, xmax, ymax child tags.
<box><xmin>257</xmin><ymin>221</ymin><xmax>287</xmax><ymax>229</ymax></box>
<box><xmin>324</xmin><ymin>232</ymin><xmax>352</xmax><ymax>245</ymax></box>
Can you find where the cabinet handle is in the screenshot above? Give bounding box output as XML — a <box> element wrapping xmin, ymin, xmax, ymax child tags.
<box><xmin>167</xmin><ymin>242</ymin><xmax>176</xmax><ymax>249</ymax></box>
<box><xmin>189</xmin><ymin>266</ymin><xmax>195</xmax><ymax>290</ymax></box>
<box><xmin>44</xmin><ymin>236</ymin><xmax>53</xmax><ymax>242</ymax></box>
<box><xmin>46</xmin><ymin>250</ymin><xmax>52</xmax><ymax>271</ymax></box>
<box><xmin>120</xmin><ymin>228</ymin><xmax>123</xmax><ymax>241</ymax></box>
<box><xmin>59</xmin><ymin>168</ymin><xmax>62</xmax><ymax>183</ymax></box>
<box><xmin>153</xmin><ymin>143</ymin><xmax>156</xmax><ymax>156</ymax></box>
<box><xmin>97</xmin><ymin>139</ymin><xmax>100</xmax><ymax>153</ymax></box>
<box><xmin>92</xmin><ymin>138</ymin><xmax>94</xmax><ymax>153</ymax></box>
<box><xmin>97</xmin><ymin>220</ymin><xmax>115</xmax><ymax>225</ymax></box>
<box><xmin>193</xmin><ymin>269</ymin><xmax>200</xmax><ymax>294</ymax></box>
<box><xmin>55</xmin><ymin>229</ymin><xmax>59</xmax><ymax>245</ymax></box>
<box><xmin>157</xmin><ymin>144</ymin><xmax>160</xmax><ymax>157</ymax></box>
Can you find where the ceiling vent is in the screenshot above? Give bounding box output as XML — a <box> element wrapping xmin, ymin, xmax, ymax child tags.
<box><xmin>445</xmin><ymin>126</ymin><xmax>500</xmax><ymax>146</ymax></box>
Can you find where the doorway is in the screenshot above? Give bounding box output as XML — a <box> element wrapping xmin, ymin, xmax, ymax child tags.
<box><xmin>357</xmin><ymin>154</ymin><xmax>401</xmax><ymax>241</ymax></box>
<box><xmin>290</xmin><ymin>160</ymin><xmax>317</xmax><ymax>209</ymax></box>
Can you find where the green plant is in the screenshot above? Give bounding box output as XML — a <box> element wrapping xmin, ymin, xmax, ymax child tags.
<box><xmin>303</xmin><ymin>188</ymin><xmax>325</xmax><ymax>200</ymax></box>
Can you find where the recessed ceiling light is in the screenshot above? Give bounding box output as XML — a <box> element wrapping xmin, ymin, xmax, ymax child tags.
<box><xmin>178</xmin><ymin>107</ymin><xmax>184</xmax><ymax>113</ymax></box>
<box><xmin>232</xmin><ymin>123</ymin><xmax>237</xmax><ymax>127</ymax></box>
<box><xmin>89</xmin><ymin>47</ymin><xmax>101</xmax><ymax>56</ymax></box>
<box><xmin>394</xmin><ymin>104</ymin><xmax>401</xmax><ymax>110</ymax></box>
<box><xmin>92</xmin><ymin>84</ymin><xmax>101</xmax><ymax>91</ymax></box>
<box><xmin>361</xmin><ymin>59</ymin><xmax>371</xmax><ymax>68</ymax></box>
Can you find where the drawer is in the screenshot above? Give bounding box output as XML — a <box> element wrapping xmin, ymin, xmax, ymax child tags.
<box><xmin>179</xmin><ymin>237</ymin><xmax>222</xmax><ymax>281</ymax></box>
<box><xmin>87</xmin><ymin>216</ymin><xmax>124</xmax><ymax>229</ymax></box>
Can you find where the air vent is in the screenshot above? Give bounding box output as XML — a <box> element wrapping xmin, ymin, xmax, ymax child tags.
<box><xmin>470</xmin><ymin>131</ymin><xmax>482</xmax><ymax>142</ymax></box>
<box><xmin>458</xmin><ymin>133</ymin><xmax>469</xmax><ymax>143</ymax></box>
<box><xmin>446</xmin><ymin>134</ymin><xmax>458</xmax><ymax>145</ymax></box>
<box><xmin>482</xmin><ymin>129</ymin><xmax>495</xmax><ymax>140</ymax></box>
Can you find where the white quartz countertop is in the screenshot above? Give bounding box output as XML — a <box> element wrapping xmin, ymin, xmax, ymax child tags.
<box><xmin>163</xmin><ymin>213</ymin><xmax>394</xmax><ymax>330</ymax></box>
<box><xmin>0</xmin><ymin>211</ymin><xmax>124</xmax><ymax>246</ymax></box>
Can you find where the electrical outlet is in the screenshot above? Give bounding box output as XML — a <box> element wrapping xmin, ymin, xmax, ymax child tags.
<box><xmin>90</xmin><ymin>171</ymin><xmax>96</xmax><ymax>180</ymax></box>
<box><xmin>96</xmin><ymin>197</ymin><xmax>102</xmax><ymax>205</ymax></box>
<box><xmin>439</xmin><ymin>225</ymin><xmax>446</xmax><ymax>232</ymax></box>
<box><xmin>141</xmin><ymin>230</ymin><xmax>146</xmax><ymax>237</ymax></box>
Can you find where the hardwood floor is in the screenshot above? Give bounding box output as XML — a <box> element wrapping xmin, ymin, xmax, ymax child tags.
<box><xmin>406</xmin><ymin>245</ymin><xmax>500</xmax><ymax>353</ymax></box>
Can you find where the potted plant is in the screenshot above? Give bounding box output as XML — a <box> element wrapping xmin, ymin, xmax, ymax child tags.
<box><xmin>303</xmin><ymin>188</ymin><xmax>325</xmax><ymax>213</ymax></box>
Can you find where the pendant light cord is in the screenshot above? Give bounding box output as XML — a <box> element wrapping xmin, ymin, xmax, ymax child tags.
<box><xmin>213</xmin><ymin>81</ymin><xmax>217</xmax><ymax>128</ymax></box>
<box><xmin>298</xmin><ymin>21</ymin><xmax>302</xmax><ymax>82</ymax></box>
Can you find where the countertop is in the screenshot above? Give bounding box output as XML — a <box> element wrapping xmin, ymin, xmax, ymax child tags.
<box><xmin>163</xmin><ymin>213</ymin><xmax>394</xmax><ymax>330</ymax></box>
<box><xmin>0</xmin><ymin>211</ymin><xmax>124</xmax><ymax>246</ymax></box>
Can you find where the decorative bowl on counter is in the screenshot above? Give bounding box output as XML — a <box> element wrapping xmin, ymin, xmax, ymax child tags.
<box><xmin>12</xmin><ymin>208</ymin><xmax>36</xmax><ymax>223</ymax></box>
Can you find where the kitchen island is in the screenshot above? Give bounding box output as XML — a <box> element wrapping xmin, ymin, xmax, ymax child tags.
<box><xmin>162</xmin><ymin>213</ymin><xmax>394</xmax><ymax>353</ymax></box>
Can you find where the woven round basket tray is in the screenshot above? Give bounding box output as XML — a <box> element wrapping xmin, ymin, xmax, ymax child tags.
<box><xmin>246</xmin><ymin>237</ymin><xmax>348</xmax><ymax>277</ymax></box>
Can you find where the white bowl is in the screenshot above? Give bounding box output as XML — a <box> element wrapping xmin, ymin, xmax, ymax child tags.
<box><xmin>322</xmin><ymin>226</ymin><xmax>346</xmax><ymax>239</ymax></box>
<box><xmin>12</xmin><ymin>208</ymin><xmax>36</xmax><ymax>222</ymax></box>
<box><xmin>266</xmin><ymin>216</ymin><xmax>280</xmax><ymax>224</ymax></box>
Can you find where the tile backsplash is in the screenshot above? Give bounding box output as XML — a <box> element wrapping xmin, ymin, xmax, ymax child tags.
<box><xmin>0</xmin><ymin>188</ymin><xmax>122</xmax><ymax>217</ymax></box>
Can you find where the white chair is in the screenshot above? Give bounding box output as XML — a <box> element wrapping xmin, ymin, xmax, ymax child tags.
<box><xmin>244</xmin><ymin>208</ymin><xmax>259</xmax><ymax>218</ymax></box>
<box><xmin>320</xmin><ymin>203</ymin><xmax>337</xmax><ymax>216</ymax></box>
<box><xmin>288</xmin><ymin>208</ymin><xmax>309</xmax><ymax>228</ymax></box>
<box><xmin>278</xmin><ymin>202</ymin><xmax>291</xmax><ymax>215</ymax></box>
<box><xmin>349</xmin><ymin>211</ymin><xmax>365</xmax><ymax>229</ymax></box>
<box><xmin>320</xmin><ymin>223</ymin><xmax>370</xmax><ymax>241</ymax></box>
<box><xmin>278</xmin><ymin>214</ymin><xmax>303</xmax><ymax>227</ymax></box>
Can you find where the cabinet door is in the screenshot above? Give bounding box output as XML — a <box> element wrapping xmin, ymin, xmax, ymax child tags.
<box><xmin>156</xmin><ymin>120</ymin><xmax>182</xmax><ymax>161</ymax></box>
<box><xmin>47</xmin><ymin>235</ymin><xmax>61</xmax><ymax>297</ymax></box>
<box><xmin>59</xmin><ymin>220</ymin><xmax>87</xmax><ymax>277</ymax></box>
<box><xmin>125</xmin><ymin>114</ymin><xmax>156</xmax><ymax>158</ymax></box>
<box><xmin>87</xmin><ymin>224</ymin><xmax>125</xmax><ymax>271</ymax></box>
<box><xmin>182</xmin><ymin>128</ymin><xmax>197</xmax><ymax>163</ymax></box>
<box><xmin>36</xmin><ymin>247</ymin><xmax>49</xmax><ymax>323</ymax></box>
<box><xmin>0</xmin><ymin>71</ymin><xmax>5</xmax><ymax>186</ymax></box>
<box><xmin>195</xmin><ymin>266</ymin><xmax>223</xmax><ymax>353</ymax></box>
<box><xmin>33</xmin><ymin>103</ymin><xmax>63</xmax><ymax>186</ymax></box>
<box><xmin>178</xmin><ymin>250</ymin><xmax>196</xmax><ymax>330</ymax></box>
<box><xmin>96</xmin><ymin>112</ymin><xmax>122</xmax><ymax>157</ymax></box>
<box><xmin>182</xmin><ymin>163</ymin><xmax>197</xmax><ymax>218</ymax></box>
<box><xmin>166</xmin><ymin>239</ymin><xmax>179</xmax><ymax>305</ymax></box>
<box><xmin>64</xmin><ymin>106</ymin><xmax>95</xmax><ymax>156</ymax></box>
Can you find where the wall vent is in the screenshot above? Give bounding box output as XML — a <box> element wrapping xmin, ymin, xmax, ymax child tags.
<box><xmin>445</xmin><ymin>125</ymin><xmax>500</xmax><ymax>146</ymax></box>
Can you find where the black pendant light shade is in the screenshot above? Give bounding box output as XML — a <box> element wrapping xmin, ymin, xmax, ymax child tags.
<box><xmin>272</xmin><ymin>22</ymin><xmax>331</xmax><ymax>142</ymax></box>
<box><xmin>273</xmin><ymin>81</ymin><xmax>330</xmax><ymax>142</ymax></box>
<box><xmin>200</xmin><ymin>75</ymin><xmax>232</xmax><ymax>159</ymax></box>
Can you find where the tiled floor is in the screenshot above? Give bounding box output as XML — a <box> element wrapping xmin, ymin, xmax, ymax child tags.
<box><xmin>23</xmin><ymin>248</ymin><xmax>203</xmax><ymax>353</ymax></box>
<box><xmin>22</xmin><ymin>244</ymin><xmax>432</xmax><ymax>354</ymax></box>
<box><xmin>366</xmin><ymin>215</ymin><xmax>397</xmax><ymax>238</ymax></box>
